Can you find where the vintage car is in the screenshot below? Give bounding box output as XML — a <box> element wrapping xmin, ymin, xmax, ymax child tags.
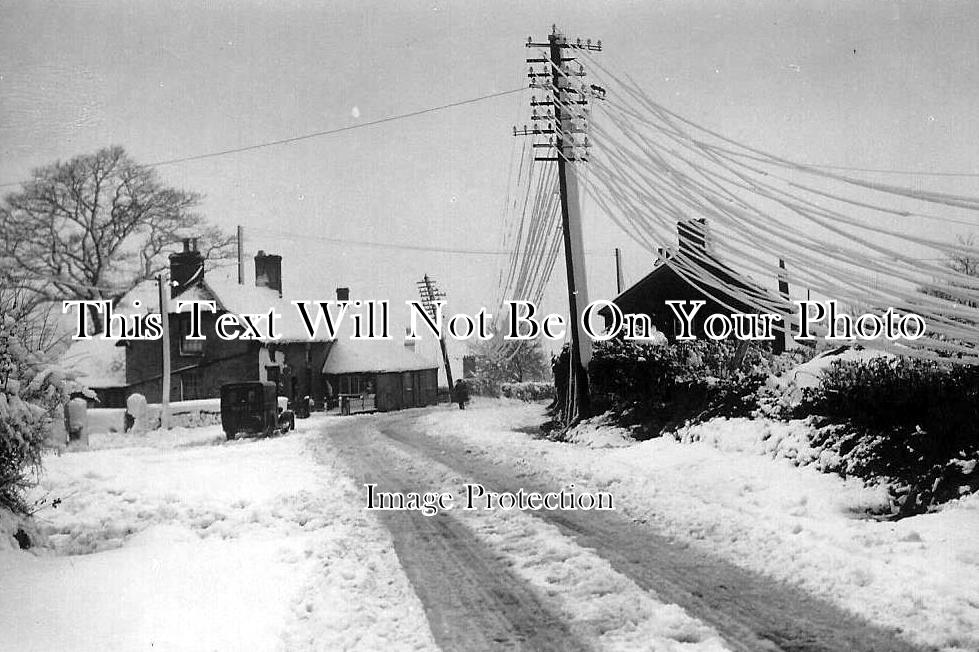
<box><xmin>220</xmin><ymin>381</ymin><xmax>294</xmax><ymax>440</ymax></box>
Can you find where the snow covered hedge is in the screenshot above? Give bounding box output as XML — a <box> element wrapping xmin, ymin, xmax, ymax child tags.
<box><xmin>500</xmin><ymin>382</ymin><xmax>555</xmax><ymax>402</ymax></box>
<box><xmin>797</xmin><ymin>356</ymin><xmax>979</xmax><ymax>514</ymax></box>
<box><xmin>1</xmin><ymin>316</ymin><xmax>70</xmax><ymax>514</ymax></box>
<box><xmin>561</xmin><ymin>338</ymin><xmax>796</xmax><ymax>437</ymax></box>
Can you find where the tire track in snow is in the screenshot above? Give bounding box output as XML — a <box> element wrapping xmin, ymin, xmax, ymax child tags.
<box><xmin>326</xmin><ymin>422</ymin><xmax>728</xmax><ymax>652</ymax></box>
<box><xmin>372</xmin><ymin>411</ymin><xmax>930</xmax><ymax>652</ymax></box>
<box><xmin>325</xmin><ymin>419</ymin><xmax>589</xmax><ymax>651</ymax></box>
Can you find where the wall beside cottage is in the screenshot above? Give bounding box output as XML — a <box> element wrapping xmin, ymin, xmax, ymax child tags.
<box><xmin>92</xmin><ymin>387</ymin><xmax>127</xmax><ymax>409</ymax></box>
<box><xmin>373</xmin><ymin>369</ymin><xmax>438</xmax><ymax>412</ymax></box>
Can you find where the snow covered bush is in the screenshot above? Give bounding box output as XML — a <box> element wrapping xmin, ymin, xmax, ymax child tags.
<box><xmin>556</xmin><ymin>337</ymin><xmax>782</xmax><ymax>437</ymax></box>
<box><xmin>752</xmin><ymin>348</ymin><xmax>822</xmax><ymax>419</ymax></box>
<box><xmin>799</xmin><ymin>356</ymin><xmax>979</xmax><ymax>513</ymax></box>
<box><xmin>500</xmin><ymin>381</ymin><xmax>555</xmax><ymax>402</ymax></box>
<box><xmin>1</xmin><ymin>315</ymin><xmax>70</xmax><ymax>514</ymax></box>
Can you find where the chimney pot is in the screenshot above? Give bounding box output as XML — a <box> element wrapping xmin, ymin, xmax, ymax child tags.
<box><xmin>170</xmin><ymin>239</ymin><xmax>204</xmax><ymax>296</ymax></box>
<box><xmin>254</xmin><ymin>251</ymin><xmax>283</xmax><ymax>297</ymax></box>
<box><xmin>336</xmin><ymin>287</ymin><xmax>350</xmax><ymax>302</ymax></box>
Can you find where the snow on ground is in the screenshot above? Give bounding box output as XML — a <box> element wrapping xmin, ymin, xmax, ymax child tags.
<box><xmin>360</xmin><ymin>425</ymin><xmax>730</xmax><ymax>651</ymax></box>
<box><xmin>2</xmin><ymin>415</ymin><xmax>436</xmax><ymax>652</ymax></box>
<box><xmin>420</xmin><ymin>399</ymin><xmax>979</xmax><ymax>652</ymax></box>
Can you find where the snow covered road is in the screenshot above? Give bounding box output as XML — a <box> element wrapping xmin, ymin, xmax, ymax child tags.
<box><xmin>325</xmin><ymin>419</ymin><xmax>725</xmax><ymax>651</ymax></box>
<box><xmin>332</xmin><ymin>410</ymin><xmax>925</xmax><ymax>652</ymax></box>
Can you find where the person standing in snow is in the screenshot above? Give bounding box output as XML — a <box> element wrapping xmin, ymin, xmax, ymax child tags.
<box><xmin>452</xmin><ymin>379</ymin><xmax>470</xmax><ymax>410</ymax></box>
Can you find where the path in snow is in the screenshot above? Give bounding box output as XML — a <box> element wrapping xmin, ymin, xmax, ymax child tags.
<box><xmin>330</xmin><ymin>408</ymin><xmax>927</xmax><ymax>652</ymax></box>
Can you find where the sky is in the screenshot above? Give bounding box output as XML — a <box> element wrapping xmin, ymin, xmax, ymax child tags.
<box><xmin>2</xmin><ymin>0</ymin><xmax>978</xmax><ymax>358</ymax></box>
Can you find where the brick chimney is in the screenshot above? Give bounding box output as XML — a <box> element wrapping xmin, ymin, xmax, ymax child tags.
<box><xmin>254</xmin><ymin>250</ymin><xmax>283</xmax><ymax>297</ymax></box>
<box><xmin>336</xmin><ymin>287</ymin><xmax>350</xmax><ymax>302</ymax></box>
<box><xmin>677</xmin><ymin>218</ymin><xmax>711</xmax><ymax>259</ymax></box>
<box><xmin>169</xmin><ymin>238</ymin><xmax>204</xmax><ymax>296</ymax></box>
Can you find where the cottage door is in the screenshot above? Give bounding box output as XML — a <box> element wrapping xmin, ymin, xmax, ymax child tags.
<box><xmin>402</xmin><ymin>371</ymin><xmax>415</xmax><ymax>408</ymax></box>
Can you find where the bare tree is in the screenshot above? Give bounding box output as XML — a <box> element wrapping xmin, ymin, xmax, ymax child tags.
<box><xmin>0</xmin><ymin>146</ymin><xmax>234</xmax><ymax>331</ymax></box>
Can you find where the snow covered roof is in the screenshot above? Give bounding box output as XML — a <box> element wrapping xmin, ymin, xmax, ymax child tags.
<box><xmin>114</xmin><ymin>280</ymin><xmax>160</xmax><ymax>316</ymax></box>
<box><xmin>115</xmin><ymin>277</ymin><xmax>333</xmax><ymax>343</ymax></box>
<box><xmin>322</xmin><ymin>340</ymin><xmax>437</xmax><ymax>375</ymax></box>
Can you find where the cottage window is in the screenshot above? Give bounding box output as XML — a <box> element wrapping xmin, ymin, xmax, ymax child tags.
<box><xmin>178</xmin><ymin>315</ymin><xmax>204</xmax><ymax>356</ymax></box>
<box><xmin>266</xmin><ymin>365</ymin><xmax>281</xmax><ymax>386</ymax></box>
<box><xmin>339</xmin><ymin>374</ymin><xmax>370</xmax><ymax>395</ymax></box>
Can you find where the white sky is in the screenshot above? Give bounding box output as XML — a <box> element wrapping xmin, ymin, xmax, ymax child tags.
<box><xmin>2</xmin><ymin>0</ymin><xmax>978</xmax><ymax>357</ymax></box>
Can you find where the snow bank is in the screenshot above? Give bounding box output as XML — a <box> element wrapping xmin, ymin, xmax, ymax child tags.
<box><xmin>4</xmin><ymin>415</ymin><xmax>436</xmax><ymax>651</ymax></box>
<box><xmin>83</xmin><ymin>398</ymin><xmax>223</xmax><ymax>437</ymax></box>
<box><xmin>420</xmin><ymin>401</ymin><xmax>979</xmax><ymax>652</ymax></box>
<box><xmin>565</xmin><ymin>414</ymin><xmax>635</xmax><ymax>449</ymax></box>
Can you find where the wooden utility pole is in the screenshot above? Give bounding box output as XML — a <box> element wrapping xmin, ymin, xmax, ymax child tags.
<box><xmin>417</xmin><ymin>274</ymin><xmax>454</xmax><ymax>390</ymax></box>
<box><xmin>157</xmin><ymin>274</ymin><xmax>172</xmax><ymax>429</ymax></box>
<box><xmin>776</xmin><ymin>258</ymin><xmax>790</xmax><ymax>354</ymax></box>
<box><xmin>237</xmin><ymin>225</ymin><xmax>245</xmax><ymax>285</ymax></box>
<box><xmin>519</xmin><ymin>26</ymin><xmax>603</xmax><ymax>423</ymax></box>
<box><xmin>615</xmin><ymin>247</ymin><xmax>624</xmax><ymax>295</ymax></box>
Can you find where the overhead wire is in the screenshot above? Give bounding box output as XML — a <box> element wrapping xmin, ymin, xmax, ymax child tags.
<box><xmin>549</xmin><ymin>49</ymin><xmax>979</xmax><ymax>361</ymax></box>
<box><xmin>0</xmin><ymin>88</ymin><xmax>530</xmax><ymax>189</ymax></box>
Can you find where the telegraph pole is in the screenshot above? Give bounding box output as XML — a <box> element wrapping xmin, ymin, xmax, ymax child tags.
<box><xmin>157</xmin><ymin>274</ymin><xmax>172</xmax><ymax>429</ymax></box>
<box><xmin>237</xmin><ymin>225</ymin><xmax>244</xmax><ymax>285</ymax></box>
<box><xmin>518</xmin><ymin>26</ymin><xmax>603</xmax><ymax>423</ymax></box>
<box><xmin>417</xmin><ymin>274</ymin><xmax>454</xmax><ymax>390</ymax></box>
<box><xmin>615</xmin><ymin>247</ymin><xmax>624</xmax><ymax>295</ymax></box>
